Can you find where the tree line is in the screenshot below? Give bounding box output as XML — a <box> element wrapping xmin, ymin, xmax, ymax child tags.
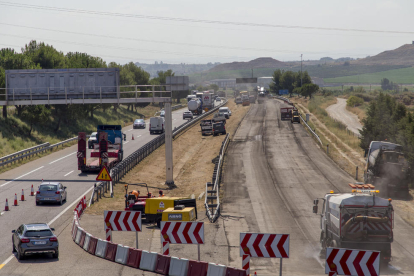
<box><xmin>0</xmin><ymin>40</ymin><xmax>180</xmax><ymax>134</ymax></box>
<box><xmin>269</xmin><ymin>69</ymin><xmax>319</xmax><ymax>98</ymax></box>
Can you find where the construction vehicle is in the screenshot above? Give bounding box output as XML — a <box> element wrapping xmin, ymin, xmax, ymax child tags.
<box><xmin>188</xmin><ymin>98</ymin><xmax>203</xmax><ymax>115</ymax></box>
<box><xmin>280</xmin><ymin>107</ymin><xmax>294</xmax><ymax>120</ymax></box>
<box><xmin>364</xmin><ymin>141</ymin><xmax>410</xmax><ymax>197</ymax></box>
<box><xmin>77</xmin><ymin>125</ymin><xmax>126</xmax><ymax>173</ymax></box>
<box><xmin>200</xmin><ymin>119</ymin><xmax>213</xmax><ymax>136</ymax></box>
<box><xmin>249</xmin><ymin>95</ymin><xmax>256</xmax><ymax>104</ymax></box>
<box><xmin>124</xmin><ymin>183</ymin><xmax>154</xmax><ymax>215</ymax></box>
<box><xmin>313</xmin><ymin>183</ymin><xmax>394</xmax><ymax>264</ymax></box>
<box><xmin>162</xmin><ymin>206</ymin><xmax>197</xmax><ymax>222</ymax></box>
<box><xmin>145</xmin><ymin>196</ymin><xmax>197</xmax><ymax>227</ymax></box>
<box><xmin>242</xmin><ymin>94</ymin><xmax>250</xmax><ymax>106</ymax></box>
<box><xmin>291</xmin><ymin>108</ymin><xmax>300</xmax><ymax>123</ymax></box>
<box><xmin>235</xmin><ymin>97</ymin><xmax>242</xmax><ymax>104</ymax></box>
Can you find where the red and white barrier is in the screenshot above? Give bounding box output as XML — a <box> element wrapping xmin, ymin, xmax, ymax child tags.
<box><xmin>207</xmin><ymin>263</ymin><xmax>226</xmax><ymax>276</ymax></box>
<box><xmin>139</xmin><ymin>250</ymin><xmax>158</xmax><ymax>271</ymax></box>
<box><xmin>169</xmin><ymin>257</ymin><xmax>189</xmax><ymax>276</ymax></box>
<box><xmin>13</xmin><ymin>193</ymin><xmax>18</xmax><ymax>206</ymax></box>
<box><xmin>95</xmin><ymin>239</ymin><xmax>108</xmax><ymax>258</ymax></box>
<box><xmin>162</xmin><ymin>241</ymin><xmax>170</xmax><ymax>256</ymax></box>
<box><xmin>83</xmin><ymin>233</ymin><xmax>92</xmax><ymax>251</ymax></box>
<box><xmin>21</xmin><ymin>189</ymin><xmax>25</xmax><ymax>201</ymax></box>
<box><xmin>242</xmin><ymin>254</ymin><xmax>250</xmax><ymax>275</ymax></box>
<box><xmin>115</xmin><ymin>244</ymin><xmax>129</xmax><ymax>265</ymax></box>
<box><xmin>4</xmin><ymin>198</ymin><xmax>9</xmax><ymax>211</ymax></box>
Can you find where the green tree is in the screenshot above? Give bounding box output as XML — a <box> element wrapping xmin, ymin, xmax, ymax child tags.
<box><xmin>269</xmin><ymin>69</ymin><xmax>283</xmax><ymax>94</ymax></box>
<box><xmin>280</xmin><ymin>71</ymin><xmax>296</xmax><ymax>96</ymax></box>
<box><xmin>21</xmin><ymin>40</ymin><xmax>66</xmax><ymax>69</ymax></box>
<box><xmin>347</xmin><ymin>96</ymin><xmax>364</xmax><ymax>107</ymax></box>
<box><xmin>300</xmin><ymin>83</ymin><xmax>319</xmax><ymax>99</ymax></box>
<box><xmin>20</xmin><ymin>105</ymin><xmax>51</xmax><ymax>136</ymax></box>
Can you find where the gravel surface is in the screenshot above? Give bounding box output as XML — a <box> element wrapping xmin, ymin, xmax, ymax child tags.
<box><xmin>326</xmin><ymin>98</ymin><xmax>363</xmax><ymax>136</ymax></box>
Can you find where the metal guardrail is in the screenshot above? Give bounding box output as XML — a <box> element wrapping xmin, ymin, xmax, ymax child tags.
<box><xmin>0</xmin><ymin>137</ymin><xmax>77</xmax><ymax>168</ymax></box>
<box><xmin>205</xmin><ymin>133</ymin><xmax>230</xmax><ymax>223</ymax></box>
<box><xmin>88</xmin><ymin>181</ymin><xmax>111</xmax><ymax>206</ymax></box>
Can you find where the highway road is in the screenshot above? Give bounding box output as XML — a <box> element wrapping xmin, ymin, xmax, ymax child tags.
<box><xmin>0</xmin><ymin>107</ymin><xmax>189</xmax><ymax>274</ymax></box>
<box><xmin>326</xmin><ymin>97</ymin><xmax>363</xmax><ymax>136</ymax></box>
<box><xmin>221</xmin><ymin>99</ymin><xmax>414</xmax><ymax>275</ymax></box>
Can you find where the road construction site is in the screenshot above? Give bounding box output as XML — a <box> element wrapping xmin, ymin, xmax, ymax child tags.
<box><xmin>2</xmin><ymin>97</ymin><xmax>414</xmax><ymax>275</ymax></box>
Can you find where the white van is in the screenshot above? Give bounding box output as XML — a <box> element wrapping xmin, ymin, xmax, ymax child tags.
<box><xmin>219</xmin><ymin>107</ymin><xmax>232</xmax><ymax>116</ymax></box>
<box><xmin>149</xmin><ymin>117</ymin><xmax>165</xmax><ymax>134</ymax></box>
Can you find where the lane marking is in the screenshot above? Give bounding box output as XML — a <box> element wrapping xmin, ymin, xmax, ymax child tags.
<box><xmin>127</xmin><ymin>129</ymin><xmax>133</xmax><ymax>132</ymax></box>
<box><xmin>49</xmin><ymin>152</ymin><xmax>77</xmax><ymax>164</ymax></box>
<box><xmin>0</xmin><ymin>185</ymin><xmax>95</xmax><ymax>269</ymax></box>
<box><xmin>137</xmin><ymin>135</ymin><xmax>142</xmax><ymax>138</ymax></box>
<box><xmin>124</xmin><ymin>141</ymin><xmax>130</xmax><ymax>144</ymax></box>
<box><xmin>0</xmin><ymin>166</ymin><xmax>45</xmax><ymax>187</ymax></box>
<box><xmin>0</xmin><ymin>211</ymin><xmax>4</xmax><ymax>216</ymax></box>
<box><xmin>64</xmin><ymin>170</ymin><xmax>74</xmax><ymax>177</ymax></box>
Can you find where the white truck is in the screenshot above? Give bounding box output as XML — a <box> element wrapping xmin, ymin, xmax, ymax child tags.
<box><xmin>188</xmin><ymin>98</ymin><xmax>203</xmax><ymax>115</ymax></box>
<box><xmin>313</xmin><ymin>183</ymin><xmax>393</xmax><ymax>265</ymax></box>
<box><xmin>202</xmin><ymin>92</ymin><xmax>214</xmax><ymax>112</ymax></box>
<box><xmin>149</xmin><ymin>117</ymin><xmax>164</xmax><ymax>134</ymax></box>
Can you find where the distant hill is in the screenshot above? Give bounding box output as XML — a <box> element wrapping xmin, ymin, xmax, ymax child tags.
<box><xmin>355</xmin><ymin>44</ymin><xmax>414</xmax><ymax>66</ymax></box>
<box><xmin>135</xmin><ymin>62</ymin><xmax>218</xmax><ymax>78</ymax></box>
<box><xmin>208</xmin><ymin>57</ymin><xmax>289</xmax><ymax>72</ymax></box>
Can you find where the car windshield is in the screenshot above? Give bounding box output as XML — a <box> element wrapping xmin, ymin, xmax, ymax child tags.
<box><xmin>39</xmin><ymin>185</ymin><xmax>57</xmax><ymax>191</ymax></box>
<box><xmin>25</xmin><ymin>229</ymin><xmax>53</xmax><ymax>237</ymax></box>
<box><xmin>91</xmin><ymin>133</ymin><xmax>96</xmax><ymax>138</ymax></box>
<box><xmin>135</xmin><ymin>119</ymin><xmax>144</xmax><ymax>123</ymax></box>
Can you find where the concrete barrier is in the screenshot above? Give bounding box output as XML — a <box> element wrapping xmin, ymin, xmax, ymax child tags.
<box><xmin>126</xmin><ymin>248</ymin><xmax>142</xmax><ymax>268</ymax></box>
<box><xmin>95</xmin><ymin>239</ymin><xmax>108</xmax><ymax>258</ymax></box>
<box><xmin>169</xmin><ymin>257</ymin><xmax>189</xmax><ymax>276</ymax></box>
<box><xmin>79</xmin><ymin>231</ymin><xmax>86</xmax><ymax>248</ymax></box>
<box><xmin>225</xmin><ymin>267</ymin><xmax>246</xmax><ymax>276</ymax></box>
<box><xmin>72</xmin><ymin>223</ymin><xmax>79</xmax><ymax>241</ymax></box>
<box><xmin>83</xmin><ymin>233</ymin><xmax>92</xmax><ymax>251</ymax></box>
<box><xmin>187</xmin><ymin>260</ymin><xmax>208</xmax><ymax>276</ymax></box>
<box><xmin>115</xmin><ymin>244</ymin><xmax>129</xmax><ymax>265</ymax></box>
<box><xmin>105</xmin><ymin>242</ymin><xmax>117</xmax><ymax>262</ymax></box>
<box><xmin>207</xmin><ymin>263</ymin><xmax>226</xmax><ymax>276</ymax></box>
<box><xmin>155</xmin><ymin>254</ymin><xmax>171</xmax><ymax>275</ymax></box>
<box><xmin>75</xmin><ymin>227</ymin><xmax>83</xmax><ymax>245</ymax></box>
<box><xmin>88</xmin><ymin>236</ymin><xmax>98</xmax><ymax>255</ymax></box>
<box><xmin>139</xmin><ymin>250</ymin><xmax>158</xmax><ymax>271</ymax></box>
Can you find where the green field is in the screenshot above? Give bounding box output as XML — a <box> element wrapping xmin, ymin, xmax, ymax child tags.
<box><xmin>324</xmin><ymin>67</ymin><xmax>414</xmax><ymax>84</ymax></box>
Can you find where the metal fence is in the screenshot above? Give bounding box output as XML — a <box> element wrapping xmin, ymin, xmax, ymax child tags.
<box><xmin>205</xmin><ymin>133</ymin><xmax>230</xmax><ymax>223</ymax></box>
<box><xmin>88</xmin><ymin>181</ymin><xmax>111</xmax><ymax>206</ymax></box>
<box><xmin>0</xmin><ymin>137</ymin><xmax>77</xmax><ymax>168</ymax></box>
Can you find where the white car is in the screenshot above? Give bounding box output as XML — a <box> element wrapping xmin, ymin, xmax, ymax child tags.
<box><xmin>219</xmin><ymin>107</ymin><xmax>231</xmax><ymax>116</ymax></box>
<box><xmin>88</xmin><ymin>132</ymin><xmax>97</xmax><ymax>149</ymax></box>
<box><xmin>160</xmin><ymin>110</ymin><xmax>165</xmax><ymax>117</ymax></box>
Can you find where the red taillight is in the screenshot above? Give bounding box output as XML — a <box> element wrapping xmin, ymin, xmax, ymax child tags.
<box><xmin>21</xmin><ymin>238</ymin><xmax>30</xmax><ymax>243</ymax></box>
<box><xmin>55</xmin><ymin>191</ymin><xmax>60</xmax><ymax>194</ymax></box>
<box><xmin>49</xmin><ymin>237</ymin><xmax>57</xmax><ymax>242</ymax></box>
<box><xmin>36</xmin><ymin>191</ymin><xmax>40</xmax><ymax>194</ymax></box>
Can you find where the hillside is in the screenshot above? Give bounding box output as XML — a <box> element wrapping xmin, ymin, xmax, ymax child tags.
<box><xmin>355</xmin><ymin>44</ymin><xmax>414</xmax><ymax>66</ymax></box>
<box><xmin>208</xmin><ymin>57</ymin><xmax>289</xmax><ymax>72</ymax></box>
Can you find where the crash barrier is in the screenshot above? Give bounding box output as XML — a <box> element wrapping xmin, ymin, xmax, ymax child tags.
<box><xmin>205</xmin><ymin>133</ymin><xmax>230</xmax><ymax>222</ymax></box>
<box><xmin>89</xmin><ymin>181</ymin><xmax>111</xmax><ymax>206</ymax></box>
<box><xmin>115</xmin><ymin>244</ymin><xmax>130</xmax><ymax>265</ymax></box>
<box><xmin>140</xmin><ymin>250</ymin><xmax>158</xmax><ymax>271</ymax></box>
<box><xmin>72</xmin><ymin>197</ymin><xmax>246</xmax><ymax>275</ymax></box>
<box><xmin>0</xmin><ymin>137</ymin><xmax>77</xmax><ymax>168</ymax></box>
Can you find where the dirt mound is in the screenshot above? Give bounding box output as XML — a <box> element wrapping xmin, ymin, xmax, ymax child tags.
<box><xmin>209</xmin><ymin>57</ymin><xmax>286</xmax><ymax>72</ymax></box>
<box><xmin>355</xmin><ymin>44</ymin><xmax>414</xmax><ymax>65</ymax></box>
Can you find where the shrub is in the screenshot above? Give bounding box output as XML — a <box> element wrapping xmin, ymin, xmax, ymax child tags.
<box><xmin>347</xmin><ymin>96</ymin><xmax>364</xmax><ymax>107</ymax></box>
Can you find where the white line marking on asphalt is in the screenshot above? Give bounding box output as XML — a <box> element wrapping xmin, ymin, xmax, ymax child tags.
<box><xmin>0</xmin><ymin>166</ymin><xmax>45</xmax><ymax>187</ymax></box>
<box><xmin>49</xmin><ymin>152</ymin><xmax>76</xmax><ymax>164</ymax></box>
<box><xmin>0</xmin><ymin>211</ymin><xmax>4</xmax><ymax>216</ymax></box>
<box><xmin>137</xmin><ymin>135</ymin><xmax>142</xmax><ymax>138</ymax></box>
<box><xmin>127</xmin><ymin>129</ymin><xmax>133</xmax><ymax>132</ymax></box>
<box><xmin>64</xmin><ymin>170</ymin><xmax>74</xmax><ymax>177</ymax></box>
<box><xmin>0</xmin><ymin>185</ymin><xmax>95</xmax><ymax>269</ymax></box>
<box><xmin>124</xmin><ymin>141</ymin><xmax>130</xmax><ymax>144</ymax></box>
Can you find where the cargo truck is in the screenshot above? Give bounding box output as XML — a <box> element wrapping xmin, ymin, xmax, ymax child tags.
<box><xmin>202</xmin><ymin>91</ymin><xmax>214</xmax><ymax>112</ymax></box>
<box><xmin>280</xmin><ymin>107</ymin><xmax>294</xmax><ymax>120</ymax></box>
<box><xmin>200</xmin><ymin>119</ymin><xmax>213</xmax><ymax>136</ymax></box>
<box><xmin>77</xmin><ymin>125</ymin><xmax>126</xmax><ymax>173</ymax></box>
<box><xmin>313</xmin><ymin>183</ymin><xmax>394</xmax><ymax>265</ymax></box>
<box><xmin>188</xmin><ymin>98</ymin><xmax>203</xmax><ymax>115</ymax></box>
<box><xmin>364</xmin><ymin>141</ymin><xmax>410</xmax><ymax>197</ymax></box>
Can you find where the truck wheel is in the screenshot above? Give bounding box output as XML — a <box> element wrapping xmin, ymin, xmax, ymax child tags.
<box><xmin>156</xmin><ymin>218</ymin><xmax>161</xmax><ymax>228</ymax></box>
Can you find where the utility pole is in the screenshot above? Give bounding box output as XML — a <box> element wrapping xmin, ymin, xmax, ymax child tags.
<box><xmin>300</xmin><ymin>54</ymin><xmax>303</xmax><ymax>87</ymax></box>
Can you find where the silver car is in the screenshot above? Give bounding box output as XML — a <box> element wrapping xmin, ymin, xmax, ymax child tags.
<box><xmin>12</xmin><ymin>223</ymin><xmax>59</xmax><ymax>260</ymax></box>
<box><xmin>88</xmin><ymin>132</ymin><xmax>98</xmax><ymax>149</ymax></box>
<box><xmin>133</xmin><ymin>119</ymin><xmax>146</xmax><ymax>129</ymax></box>
<box><xmin>36</xmin><ymin>182</ymin><xmax>67</xmax><ymax>206</ymax></box>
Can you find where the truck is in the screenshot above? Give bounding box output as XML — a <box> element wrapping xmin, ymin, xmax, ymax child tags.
<box><xmin>290</xmin><ymin>108</ymin><xmax>300</xmax><ymax>123</ymax></box>
<box><xmin>364</xmin><ymin>141</ymin><xmax>410</xmax><ymax>197</ymax></box>
<box><xmin>188</xmin><ymin>98</ymin><xmax>203</xmax><ymax>115</ymax></box>
<box><xmin>200</xmin><ymin>119</ymin><xmax>213</xmax><ymax>136</ymax></box>
<box><xmin>235</xmin><ymin>97</ymin><xmax>242</xmax><ymax>105</ymax></box>
<box><xmin>186</xmin><ymin>94</ymin><xmax>196</xmax><ymax>102</ymax></box>
<box><xmin>202</xmin><ymin>92</ymin><xmax>214</xmax><ymax>112</ymax></box>
<box><xmin>213</xmin><ymin>112</ymin><xmax>228</xmax><ymax>123</ymax></box>
<box><xmin>280</xmin><ymin>107</ymin><xmax>294</xmax><ymax>120</ymax></box>
<box><xmin>242</xmin><ymin>94</ymin><xmax>250</xmax><ymax>106</ymax></box>
<box><xmin>149</xmin><ymin>117</ymin><xmax>164</xmax><ymax>134</ymax></box>
<box><xmin>249</xmin><ymin>95</ymin><xmax>256</xmax><ymax>104</ymax></box>
<box><xmin>77</xmin><ymin>125</ymin><xmax>126</xmax><ymax>173</ymax></box>
<box><xmin>313</xmin><ymin>183</ymin><xmax>394</xmax><ymax>265</ymax></box>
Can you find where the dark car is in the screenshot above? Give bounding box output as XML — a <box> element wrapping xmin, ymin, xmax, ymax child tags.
<box><xmin>36</xmin><ymin>182</ymin><xmax>67</xmax><ymax>206</ymax></box>
<box><xmin>213</xmin><ymin>122</ymin><xmax>226</xmax><ymax>136</ymax></box>
<box><xmin>12</xmin><ymin>223</ymin><xmax>59</xmax><ymax>260</ymax></box>
<box><xmin>133</xmin><ymin>119</ymin><xmax>146</xmax><ymax>129</ymax></box>
<box><xmin>183</xmin><ymin>111</ymin><xmax>193</xmax><ymax>120</ymax></box>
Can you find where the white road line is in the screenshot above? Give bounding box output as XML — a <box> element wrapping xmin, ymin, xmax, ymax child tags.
<box><xmin>49</xmin><ymin>152</ymin><xmax>77</xmax><ymax>164</ymax></box>
<box><xmin>64</xmin><ymin>170</ymin><xmax>74</xmax><ymax>177</ymax></box>
<box><xmin>127</xmin><ymin>129</ymin><xmax>133</xmax><ymax>132</ymax></box>
<box><xmin>124</xmin><ymin>141</ymin><xmax>130</xmax><ymax>144</ymax></box>
<box><xmin>0</xmin><ymin>211</ymin><xmax>4</xmax><ymax>216</ymax></box>
<box><xmin>0</xmin><ymin>185</ymin><xmax>95</xmax><ymax>269</ymax></box>
<box><xmin>137</xmin><ymin>135</ymin><xmax>142</xmax><ymax>138</ymax></box>
<box><xmin>0</xmin><ymin>166</ymin><xmax>44</xmax><ymax>187</ymax></box>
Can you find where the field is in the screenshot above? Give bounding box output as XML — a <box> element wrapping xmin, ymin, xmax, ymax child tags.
<box><xmin>324</xmin><ymin>66</ymin><xmax>414</xmax><ymax>84</ymax></box>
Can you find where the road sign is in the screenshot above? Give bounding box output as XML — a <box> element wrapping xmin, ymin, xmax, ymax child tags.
<box><xmin>240</xmin><ymin>233</ymin><xmax>289</xmax><ymax>258</ymax></box>
<box><xmin>96</xmin><ymin>166</ymin><xmax>112</xmax><ymax>181</ymax></box>
<box><xmin>104</xmin><ymin>211</ymin><xmax>142</xmax><ymax>232</ymax></box>
<box><xmin>325</xmin><ymin>248</ymin><xmax>380</xmax><ymax>276</ymax></box>
<box><xmin>160</xmin><ymin>221</ymin><xmax>204</xmax><ymax>244</ymax></box>
<box><xmin>279</xmin><ymin>89</ymin><xmax>289</xmax><ymax>95</ymax></box>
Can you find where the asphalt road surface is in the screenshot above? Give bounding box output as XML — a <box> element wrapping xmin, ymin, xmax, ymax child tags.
<box><xmin>0</xmin><ymin>106</ymin><xmax>195</xmax><ymax>275</ymax></box>
<box><xmin>326</xmin><ymin>98</ymin><xmax>363</xmax><ymax>136</ymax></box>
<box><xmin>221</xmin><ymin>99</ymin><xmax>414</xmax><ymax>275</ymax></box>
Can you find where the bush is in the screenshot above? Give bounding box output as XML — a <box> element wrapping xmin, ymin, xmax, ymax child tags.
<box><xmin>402</xmin><ymin>96</ymin><xmax>411</xmax><ymax>106</ymax></box>
<box><xmin>347</xmin><ymin>96</ymin><xmax>364</xmax><ymax>107</ymax></box>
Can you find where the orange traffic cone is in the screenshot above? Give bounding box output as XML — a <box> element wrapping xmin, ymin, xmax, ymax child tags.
<box><xmin>4</xmin><ymin>199</ymin><xmax>9</xmax><ymax>211</ymax></box>
<box><xmin>30</xmin><ymin>185</ymin><xmax>34</xmax><ymax>196</ymax></box>
<box><xmin>14</xmin><ymin>193</ymin><xmax>18</xmax><ymax>206</ymax></box>
<box><xmin>132</xmin><ymin>134</ymin><xmax>134</xmax><ymax>140</ymax></box>
<box><xmin>21</xmin><ymin>189</ymin><xmax>25</xmax><ymax>201</ymax></box>
<box><xmin>254</xmin><ymin>273</ymin><xmax>257</xmax><ymax>275</ymax></box>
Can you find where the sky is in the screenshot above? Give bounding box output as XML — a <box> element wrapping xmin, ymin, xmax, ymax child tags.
<box><xmin>0</xmin><ymin>0</ymin><xmax>413</xmax><ymax>65</ymax></box>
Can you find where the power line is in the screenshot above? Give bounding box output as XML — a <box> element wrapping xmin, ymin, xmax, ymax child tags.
<box><xmin>1</xmin><ymin>1</ymin><xmax>413</xmax><ymax>35</ymax></box>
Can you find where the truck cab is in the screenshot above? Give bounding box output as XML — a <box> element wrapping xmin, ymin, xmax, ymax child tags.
<box><xmin>291</xmin><ymin>108</ymin><xmax>300</xmax><ymax>123</ymax></box>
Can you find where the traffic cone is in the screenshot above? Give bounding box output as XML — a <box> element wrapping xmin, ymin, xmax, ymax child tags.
<box><xmin>4</xmin><ymin>199</ymin><xmax>9</xmax><ymax>211</ymax></box>
<box><xmin>21</xmin><ymin>189</ymin><xmax>25</xmax><ymax>201</ymax></box>
<box><xmin>254</xmin><ymin>273</ymin><xmax>257</xmax><ymax>276</ymax></box>
<box><xmin>13</xmin><ymin>194</ymin><xmax>18</xmax><ymax>206</ymax></box>
<box><xmin>30</xmin><ymin>185</ymin><xmax>34</xmax><ymax>196</ymax></box>
<box><xmin>132</xmin><ymin>134</ymin><xmax>134</xmax><ymax>140</ymax></box>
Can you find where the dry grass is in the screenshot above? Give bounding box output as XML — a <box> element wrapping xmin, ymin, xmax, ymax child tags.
<box><xmin>346</xmin><ymin>105</ymin><xmax>367</xmax><ymax>121</ymax></box>
<box><xmin>86</xmin><ymin>100</ymin><xmax>250</xmax><ymax>215</ymax></box>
